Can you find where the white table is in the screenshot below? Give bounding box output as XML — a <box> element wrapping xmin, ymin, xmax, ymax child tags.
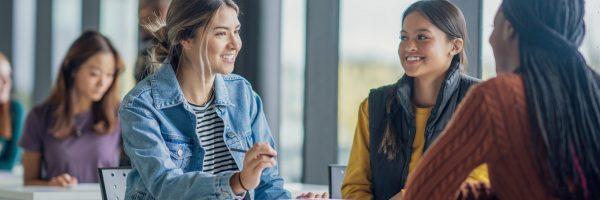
<box><xmin>0</xmin><ymin>172</ymin><xmax>326</xmax><ymax>200</ymax></box>
<box><xmin>0</xmin><ymin>172</ymin><xmax>22</xmax><ymax>186</ymax></box>
<box><xmin>1</xmin><ymin>171</ymin><xmax>100</xmax><ymax>200</ymax></box>
<box><xmin>0</xmin><ymin>184</ymin><xmax>101</xmax><ymax>200</ymax></box>
<box><xmin>285</xmin><ymin>182</ymin><xmax>328</xmax><ymax>198</ymax></box>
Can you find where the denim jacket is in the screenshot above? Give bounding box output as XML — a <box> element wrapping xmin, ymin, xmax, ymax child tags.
<box><xmin>119</xmin><ymin>64</ymin><xmax>291</xmax><ymax>200</ymax></box>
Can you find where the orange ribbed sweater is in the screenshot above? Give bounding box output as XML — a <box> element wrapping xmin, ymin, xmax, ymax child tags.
<box><xmin>404</xmin><ymin>74</ymin><xmax>555</xmax><ymax>200</ymax></box>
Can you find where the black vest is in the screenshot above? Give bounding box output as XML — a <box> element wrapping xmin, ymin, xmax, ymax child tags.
<box><xmin>368</xmin><ymin>65</ymin><xmax>479</xmax><ymax>199</ymax></box>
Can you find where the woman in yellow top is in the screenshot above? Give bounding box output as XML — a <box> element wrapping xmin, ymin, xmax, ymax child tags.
<box><xmin>342</xmin><ymin>1</ymin><xmax>488</xmax><ymax>199</ymax></box>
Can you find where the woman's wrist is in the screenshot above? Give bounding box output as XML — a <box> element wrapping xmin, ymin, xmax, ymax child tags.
<box><xmin>230</xmin><ymin>172</ymin><xmax>247</xmax><ymax>195</ymax></box>
<box><xmin>238</xmin><ymin>172</ymin><xmax>249</xmax><ymax>192</ymax></box>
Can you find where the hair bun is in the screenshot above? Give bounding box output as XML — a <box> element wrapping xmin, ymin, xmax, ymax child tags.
<box><xmin>146</xmin><ymin>23</ymin><xmax>170</xmax><ymax>66</ymax></box>
<box><xmin>155</xmin><ymin>26</ymin><xmax>170</xmax><ymax>48</ymax></box>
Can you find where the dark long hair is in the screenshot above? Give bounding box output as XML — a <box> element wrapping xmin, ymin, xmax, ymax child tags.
<box><xmin>46</xmin><ymin>31</ymin><xmax>124</xmax><ymax>138</ymax></box>
<box><xmin>379</xmin><ymin>0</ymin><xmax>469</xmax><ymax>159</ymax></box>
<box><xmin>502</xmin><ymin>0</ymin><xmax>600</xmax><ymax>199</ymax></box>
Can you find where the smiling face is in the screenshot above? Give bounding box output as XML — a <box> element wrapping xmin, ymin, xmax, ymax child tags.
<box><xmin>73</xmin><ymin>52</ymin><xmax>116</xmax><ymax>102</ymax></box>
<box><xmin>399</xmin><ymin>12</ymin><xmax>462</xmax><ymax>79</ymax></box>
<box><xmin>0</xmin><ymin>58</ymin><xmax>11</xmax><ymax>103</ymax></box>
<box><xmin>183</xmin><ymin>5</ymin><xmax>241</xmax><ymax>75</ymax></box>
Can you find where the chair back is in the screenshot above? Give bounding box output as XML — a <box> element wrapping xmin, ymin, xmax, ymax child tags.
<box><xmin>328</xmin><ymin>164</ymin><xmax>347</xmax><ymax>199</ymax></box>
<box><xmin>98</xmin><ymin>167</ymin><xmax>131</xmax><ymax>200</ymax></box>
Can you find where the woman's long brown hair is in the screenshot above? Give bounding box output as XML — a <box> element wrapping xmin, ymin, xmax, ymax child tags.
<box><xmin>46</xmin><ymin>31</ymin><xmax>124</xmax><ymax>138</ymax></box>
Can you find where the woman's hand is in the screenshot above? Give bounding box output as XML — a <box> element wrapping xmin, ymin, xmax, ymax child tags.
<box><xmin>23</xmin><ymin>151</ymin><xmax>78</xmax><ymax>187</ymax></box>
<box><xmin>48</xmin><ymin>173</ymin><xmax>78</xmax><ymax>187</ymax></box>
<box><xmin>296</xmin><ymin>192</ymin><xmax>328</xmax><ymax>199</ymax></box>
<box><xmin>231</xmin><ymin>143</ymin><xmax>277</xmax><ymax>194</ymax></box>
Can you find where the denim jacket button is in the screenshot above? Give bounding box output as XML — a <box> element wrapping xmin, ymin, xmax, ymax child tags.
<box><xmin>226</xmin><ymin>132</ymin><xmax>235</xmax><ymax>139</ymax></box>
<box><xmin>177</xmin><ymin>148</ymin><xmax>183</xmax><ymax>158</ymax></box>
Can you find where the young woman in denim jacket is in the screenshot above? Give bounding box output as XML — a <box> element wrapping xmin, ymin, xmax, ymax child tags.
<box><xmin>120</xmin><ymin>0</ymin><xmax>326</xmax><ymax>199</ymax></box>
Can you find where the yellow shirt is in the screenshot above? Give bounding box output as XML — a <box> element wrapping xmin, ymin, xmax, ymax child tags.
<box><xmin>409</xmin><ymin>106</ymin><xmax>432</xmax><ymax>174</ymax></box>
<box><xmin>341</xmin><ymin>99</ymin><xmax>489</xmax><ymax>200</ymax></box>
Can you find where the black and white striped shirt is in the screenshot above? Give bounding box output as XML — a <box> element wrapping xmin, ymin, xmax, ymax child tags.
<box><xmin>189</xmin><ymin>98</ymin><xmax>239</xmax><ymax>175</ymax></box>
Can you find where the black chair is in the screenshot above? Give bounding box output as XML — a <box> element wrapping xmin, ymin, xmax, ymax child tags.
<box><xmin>98</xmin><ymin>167</ymin><xmax>132</xmax><ymax>200</ymax></box>
<box><xmin>328</xmin><ymin>164</ymin><xmax>347</xmax><ymax>199</ymax></box>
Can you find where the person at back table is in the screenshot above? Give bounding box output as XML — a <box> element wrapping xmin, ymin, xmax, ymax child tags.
<box><xmin>402</xmin><ymin>0</ymin><xmax>600</xmax><ymax>199</ymax></box>
<box><xmin>19</xmin><ymin>31</ymin><xmax>124</xmax><ymax>186</ymax></box>
<box><xmin>0</xmin><ymin>52</ymin><xmax>25</xmax><ymax>171</ymax></box>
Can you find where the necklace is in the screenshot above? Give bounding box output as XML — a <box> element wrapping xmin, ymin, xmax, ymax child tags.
<box><xmin>74</xmin><ymin>111</ymin><xmax>91</xmax><ymax>137</ymax></box>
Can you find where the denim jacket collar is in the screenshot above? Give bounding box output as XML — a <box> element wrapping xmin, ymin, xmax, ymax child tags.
<box><xmin>149</xmin><ymin>63</ymin><xmax>235</xmax><ymax>109</ymax></box>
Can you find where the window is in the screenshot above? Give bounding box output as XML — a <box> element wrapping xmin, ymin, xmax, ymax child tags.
<box><xmin>338</xmin><ymin>0</ymin><xmax>417</xmax><ymax>165</ymax></box>
<box><xmin>481</xmin><ymin>0</ymin><xmax>501</xmax><ymax>80</ymax></box>
<box><xmin>581</xmin><ymin>1</ymin><xmax>600</xmax><ymax>73</ymax></box>
<box><xmin>100</xmin><ymin>0</ymin><xmax>139</xmax><ymax>96</ymax></box>
<box><xmin>481</xmin><ymin>0</ymin><xmax>600</xmax><ymax>79</ymax></box>
<box><xmin>12</xmin><ymin>0</ymin><xmax>36</xmax><ymax>109</ymax></box>
<box><xmin>53</xmin><ymin>0</ymin><xmax>82</xmax><ymax>80</ymax></box>
<box><xmin>280</xmin><ymin>0</ymin><xmax>306</xmax><ymax>183</ymax></box>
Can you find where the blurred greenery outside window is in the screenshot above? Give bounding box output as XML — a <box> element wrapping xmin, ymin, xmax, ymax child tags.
<box><xmin>338</xmin><ymin>0</ymin><xmax>417</xmax><ymax>165</ymax></box>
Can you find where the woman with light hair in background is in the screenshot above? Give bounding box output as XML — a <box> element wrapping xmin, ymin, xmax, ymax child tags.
<box><xmin>0</xmin><ymin>52</ymin><xmax>25</xmax><ymax>171</ymax></box>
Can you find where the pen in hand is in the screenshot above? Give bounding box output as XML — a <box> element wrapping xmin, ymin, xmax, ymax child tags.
<box><xmin>229</xmin><ymin>148</ymin><xmax>276</xmax><ymax>158</ymax></box>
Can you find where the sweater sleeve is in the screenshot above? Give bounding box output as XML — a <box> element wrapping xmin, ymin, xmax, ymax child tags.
<box><xmin>341</xmin><ymin>99</ymin><xmax>373</xmax><ymax>200</ymax></box>
<box><xmin>404</xmin><ymin>85</ymin><xmax>501</xmax><ymax>200</ymax></box>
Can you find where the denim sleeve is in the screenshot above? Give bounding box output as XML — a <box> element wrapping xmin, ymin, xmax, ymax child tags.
<box><xmin>248</xmin><ymin>90</ymin><xmax>292</xmax><ymax>199</ymax></box>
<box><xmin>120</xmin><ymin>99</ymin><xmax>240</xmax><ymax>199</ymax></box>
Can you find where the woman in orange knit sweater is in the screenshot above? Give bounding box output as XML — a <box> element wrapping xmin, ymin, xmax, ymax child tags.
<box><xmin>341</xmin><ymin>1</ymin><xmax>489</xmax><ymax>199</ymax></box>
<box><xmin>402</xmin><ymin>0</ymin><xmax>600</xmax><ymax>199</ymax></box>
